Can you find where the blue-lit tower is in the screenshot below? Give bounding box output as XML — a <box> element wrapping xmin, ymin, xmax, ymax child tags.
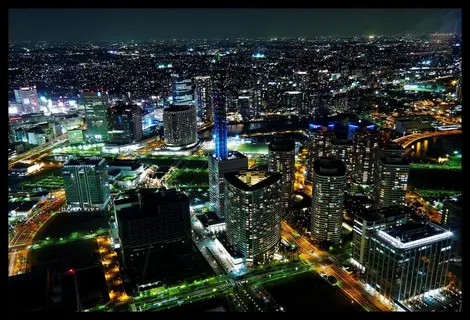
<box><xmin>212</xmin><ymin>69</ymin><xmax>228</xmax><ymax>159</ymax></box>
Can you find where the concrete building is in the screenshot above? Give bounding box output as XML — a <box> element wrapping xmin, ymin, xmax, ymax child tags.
<box><xmin>352</xmin><ymin>130</ymin><xmax>380</xmax><ymax>185</ymax></box>
<box><xmin>332</xmin><ymin>139</ymin><xmax>353</xmax><ymax>185</ymax></box>
<box><xmin>193</xmin><ymin>76</ymin><xmax>212</xmax><ymax>123</ymax></box>
<box><xmin>311</xmin><ymin>157</ymin><xmax>346</xmax><ymax>245</ymax></box>
<box><xmin>365</xmin><ymin>221</ymin><xmax>453</xmax><ymax>302</ymax></box>
<box><xmin>163</xmin><ymin>105</ymin><xmax>197</xmax><ymax>149</ymax></box>
<box><xmin>62</xmin><ymin>157</ymin><xmax>110</xmax><ymax>210</ymax></box>
<box><xmin>171</xmin><ymin>73</ymin><xmax>193</xmax><ymax>105</ymax></box>
<box><xmin>394</xmin><ymin>116</ymin><xmax>434</xmax><ymax>135</ymax></box>
<box><xmin>375</xmin><ymin>155</ymin><xmax>409</xmax><ymax>208</ymax></box>
<box><xmin>307</xmin><ymin>127</ymin><xmax>335</xmax><ymax>183</ymax></box>
<box><xmin>209</xmin><ymin>152</ymin><xmax>248</xmax><ymax>219</ymax></box>
<box><xmin>107</xmin><ymin>103</ymin><xmax>143</xmax><ymax>145</ymax></box>
<box><xmin>352</xmin><ymin>206</ymin><xmax>411</xmax><ymax>270</ymax></box>
<box><xmin>225</xmin><ymin>170</ymin><xmax>282</xmax><ymax>266</ymax></box>
<box><xmin>268</xmin><ymin>137</ymin><xmax>295</xmax><ymax>209</ymax></box>
<box><xmin>83</xmin><ymin>91</ymin><xmax>110</xmax><ymax>143</ymax></box>
<box><xmin>17</xmin><ymin>86</ymin><xmax>40</xmax><ymax>114</ymax></box>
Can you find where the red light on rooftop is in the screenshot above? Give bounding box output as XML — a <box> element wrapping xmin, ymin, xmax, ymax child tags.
<box><xmin>69</xmin><ymin>268</ymin><xmax>75</xmax><ymax>273</ymax></box>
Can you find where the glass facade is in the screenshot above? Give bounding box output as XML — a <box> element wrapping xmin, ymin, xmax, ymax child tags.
<box><xmin>163</xmin><ymin>105</ymin><xmax>197</xmax><ymax>148</ymax></box>
<box><xmin>171</xmin><ymin>74</ymin><xmax>193</xmax><ymax>105</ymax></box>
<box><xmin>307</xmin><ymin>129</ymin><xmax>334</xmax><ymax>183</ymax></box>
<box><xmin>352</xmin><ymin>130</ymin><xmax>380</xmax><ymax>185</ymax></box>
<box><xmin>83</xmin><ymin>91</ymin><xmax>110</xmax><ymax>143</ymax></box>
<box><xmin>194</xmin><ymin>76</ymin><xmax>212</xmax><ymax>122</ymax></box>
<box><xmin>268</xmin><ymin>138</ymin><xmax>295</xmax><ymax>209</ymax></box>
<box><xmin>107</xmin><ymin>104</ymin><xmax>143</xmax><ymax>145</ymax></box>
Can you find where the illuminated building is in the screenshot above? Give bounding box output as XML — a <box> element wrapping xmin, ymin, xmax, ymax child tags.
<box><xmin>83</xmin><ymin>91</ymin><xmax>110</xmax><ymax>143</ymax></box>
<box><xmin>171</xmin><ymin>73</ymin><xmax>193</xmax><ymax>105</ymax></box>
<box><xmin>268</xmin><ymin>137</ymin><xmax>295</xmax><ymax>209</ymax></box>
<box><xmin>311</xmin><ymin>158</ymin><xmax>346</xmax><ymax>245</ymax></box>
<box><xmin>17</xmin><ymin>86</ymin><xmax>40</xmax><ymax>114</ymax></box>
<box><xmin>62</xmin><ymin>157</ymin><xmax>110</xmax><ymax>210</ymax></box>
<box><xmin>251</xmin><ymin>87</ymin><xmax>262</xmax><ymax>119</ymax></box>
<box><xmin>375</xmin><ymin>155</ymin><xmax>409</xmax><ymax>208</ymax></box>
<box><xmin>237</xmin><ymin>93</ymin><xmax>252</xmax><ymax>120</ymax></box>
<box><xmin>306</xmin><ymin>126</ymin><xmax>335</xmax><ymax>183</ymax></box>
<box><xmin>266</xmin><ymin>82</ymin><xmax>279</xmax><ymax>112</ymax></box>
<box><xmin>352</xmin><ymin>130</ymin><xmax>380</xmax><ymax>185</ymax></box>
<box><xmin>194</xmin><ymin>76</ymin><xmax>212</xmax><ymax>123</ymax></box>
<box><xmin>209</xmin><ymin>151</ymin><xmax>248</xmax><ymax>219</ymax></box>
<box><xmin>115</xmin><ymin>188</ymin><xmax>191</xmax><ymax>285</ymax></box>
<box><xmin>456</xmin><ymin>78</ymin><xmax>462</xmax><ymax>102</ymax></box>
<box><xmin>163</xmin><ymin>105</ymin><xmax>197</xmax><ymax>149</ymax></box>
<box><xmin>441</xmin><ymin>197</ymin><xmax>461</xmax><ymax>257</ymax></box>
<box><xmin>225</xmin><ymin>170</ymin><xmax>282</xmax><ymax>266</ymax></box>
<box><xmin>211</xmin><ymin>69</ymin><xmax>228</xmax><ymax>160</ymax></box>
<box><xmin>67</xmin><ymin>130</ymin><xmax>85</xmax><ymax>145</ymax></box>
<box><xmin>394</xmin><ymin>116</ymin><xmax>434</xmax><ymax>135</ymax></box>
<box><xmin>332</xmin><ymin>139</ymin><xmax>353</xmax><ymax>185</ymax></box>
<box><xmin>107</xmin><ymin>103</ymin><xmax>143</xmax><ymax>145</ymax></box>
<box><xmin>282</xmin><ymin>91</ymin><xmax>303</xmax><ymax>115</ymax></box>
<box><xmin>365</xmin><ymin>221</ymin><xmax>453</xmax><ymax>302</ymax></box>
<box><xmin>352</xmin><ymin>206</ymin><xmax>411</xmax><ymax>270</ymax></box>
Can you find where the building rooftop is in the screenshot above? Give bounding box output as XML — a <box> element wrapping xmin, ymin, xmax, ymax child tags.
<box><xmin>268</xmin><ymin>138</ymin><xmax>295</xmax><ymax>152</ymax></box>
<box><xmin>107</xmin><ymin>159</ymin><xmax>142</xmax><ymax>170</ymax></box>
<box><xmin>313</xmin><ymin>157</ymin><xmax>346</xmax><ymax>176</ymax></box>
<box><xmin>164</xmin><ymin>105</ymin><xmax>194</xmax><ymax>112</ymax></box>
<box><xmin>357</xmin><ymin>205</ymin><xmax>412</xmax><ymax>223</ymax></box>
<box><xmin>377</xmin><ymin>221</ymin><xmax>452</xmax><ymax>250</ymax></box>
<box><xmin>64</xmin><ymin>157</ymin><xmax>105</xmax><ymax>167</ymax></box>
<box><xmin>225</xmin><ymin>170</ymin><xmax>281</xmax><ymax>191</ymax></box>
<box><xmin>211</xmin><ymin>150</ymin><xmax>247</xmax><ymax>162</ymax></box>
<box><xmin>380</xmin><ymin>155</ymin><xmax>410</xmax><ymax>166</ymax></box>
<box><xmin>216</xmin><ymin>235</ymin><xmax>243</xmax><ymax>259</ymax></box>
<box><xmin>197</xmin><ymin>211</ymin><xmax>223</xmax><ymax>228</ymax></box>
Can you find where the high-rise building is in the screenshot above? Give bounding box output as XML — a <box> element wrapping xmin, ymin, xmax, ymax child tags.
<box><xmin>107</xmin><ymin>103</ymin><xmax>143</xmax><ymax>145</ymax></box>
<box><xmin>193</xmin><ymin>76</ymin><xmax>212</xmax><ymax>123</ymax></box>
<box><xmin>17</xmin><ymin>86</ymin><xmax>40</xmax><ymax>114</ymax></box>
<box><xmin>251</xmin><ymin>87</ymin><xmax>262</xmax><ymax>119</ymax></box>
<box><xmin>115</xmin><ymin>188</ymin><xmax>191</xmax><ymax>285</ymax></box>
<box><xmin>282</xmin><ymin>91</ymin><xmax>303</xmax><ymax>115</ymax></box>
<box><xmin>62</xmin><ymin>158</ymin><xmax>110</xmax><ymax>210</ymax></box>
<box><xmin>171</xmin><ymin>73</ymin><xmax>193</xmax><ymax>105</ymax></box>
<box><xmin>352</xmin><ymin>206</ymin><xmax>411</xmax><ymax>270</ymax></box>
<box><xmin>83</xmin><ymin>91</ymin><xmax>110</xmax><ymax>143</ymax></box>
<box><xmin>352</xmin><ymin>130</ymin><xmax>380</xmax><ymax>185</ymax></box>
<box><xmin>211</xmin><ymin>69</ymin><xmax>228</xmax><ymax>160</ymax></box>
<box><xmin>441</xmin><ymin>197</ymin><xmax>462</xmax><ymax>257</ymax></box>
<box><xmin>306</xmin><ymin>127</ymin><xmax>335</xmax><ymax>183</ymax></box>
<box><xmin>365</xmin><ymin>221</ymin><xmax>453</xmax><ymax>302</ymax></box>
<box><xmin>268</xmin><ymin>137</ymin><xmax>295</xmax><ymax>209</ymax></box>
<box><xmin>311</xmin><ymin>157</ymin><xmax>346</xmax><ymax>245</ymax></box>
<box><xmin>237</xmin><ymin>93</ymin><xmax>252</xmax><ymax>121</ymax></box>
<box><xmin>209</xmin><ymin>152</ymin><xmax>248</xmax><ymax>219</ymax></box>
<box><xmin>375</xmin><ymin>154</ymin><xmax>409</xmax><ymax>208</ymax></box>
<box><xmin>163</xmin><ymin>105</ymin><xmax>198</xmax><ymax>149</ymax></box>
<box><xmin>332</xmin><ymin>139</ymin><xmax>353</xmax><ymax>185</ymax></box>
<box><xmin>225</xmin><ymin>170</ymin><xmax>282</xmax><ymax>266</ymax></box>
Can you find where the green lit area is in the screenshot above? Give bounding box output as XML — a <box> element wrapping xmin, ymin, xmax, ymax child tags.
<box><xmin>165</xmin><ymin>168</ymin><xmax>209</xmax><ymax>189</ymax></box>
<box><xmin>415</xmin><ymin>189</ymin><xmax>461</xmax><ymax>198</ymax></box>
<box><xmin>31</xmin><ymin>228</ymin><xmax>108</xmax><ymax>250</ymax></box>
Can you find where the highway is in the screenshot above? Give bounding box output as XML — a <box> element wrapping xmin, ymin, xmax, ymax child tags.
<box><xmin>393</xmin><ymin>129</ymin><xmax>461</xmax><ymax>148</ymax></box>
<box><xmin>281</xmin><ymin>222</ymin><xmax>392</xmax><ymax>312</ymax></box>
<box><xmin>8</xmin><ymin>190</ymin><xmax>66</xmax><ymax>276</ymax></box>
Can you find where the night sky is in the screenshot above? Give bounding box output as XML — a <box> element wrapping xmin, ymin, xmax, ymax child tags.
<box><xmin>9</xmin><ymin>9</ymin><xmax>461</xmax><ymax>42</ymax></box>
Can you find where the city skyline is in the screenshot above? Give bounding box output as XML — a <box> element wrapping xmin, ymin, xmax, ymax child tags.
<box><xmin>9</xmin><ymin>8</ymin><xmax>461</xmax><ymax>42</ymax></box>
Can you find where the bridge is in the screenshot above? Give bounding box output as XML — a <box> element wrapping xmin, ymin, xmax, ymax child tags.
<box><xmin>393</xmin><ymin>129</ymin><xmax>461</xmax><ymax>148</ymax></box>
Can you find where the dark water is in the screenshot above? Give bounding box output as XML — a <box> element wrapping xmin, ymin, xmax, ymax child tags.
<box><xmin>409</xmin><ymin>134</ymin><xmax>462</xmax><ymax>162</ymax></box>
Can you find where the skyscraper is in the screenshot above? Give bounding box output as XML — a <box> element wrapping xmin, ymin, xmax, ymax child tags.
<box><xmin>311</xmin><ymin>157</ymin><xmax>346</xmax><ymax>245</ymax></box>
<box><xmin>352</xmin><ymin>206</ymin><xmax>411</xmax><ymax>270</ymax></box>
<box><xmin>17</xmin><ymin>86</ymin><xmax>40</xmax><ymax>114</ymax></box>
<box><xmin>306</xmin><ymin>127</ymin><xmax>335</xmax><ymax>184</ymax></box>
<box><xmin>375</xmin><ymin>154</ymin><xmax>409</xmax><ymax>208</ymax></box>
<box><xmin>171</xmin><ymin>73</ymin><xmax>193</xmax><ymax>105</ymax></box>
<box><xmin>332</xmin><ymin>139</ymin><xmax>353</xmax><ymax>185</ymax></box>
<box><xmin>268</xmin><ymin>137</ymin><xmax>295</xmax><ymax>209</ymax></box>
<box><xmin>365</xmin><ymin>221</ymin><xmax>453</xmax><ymax>302</ymax></box>
<box><xmin>225</xmin><ymin>170</ymin><xmax>282</xmax><ymax>266</ymax></box>
<box><xmin>211</xmin><ymin>69</ymin><xmax>228</xmax><ymax>160</ymax></box>
<box><xmin>352</xmin><ymin>130</ymin><xmax>380</xmax><ymax>185</ymax></box>
<box><xmin>83</xmin><ymin>91</ymin><xmax>110</xmax><ymax>143</ymax></box>
<box><xmin>209</xmin><ymin>152</ymin><xmax>248</xmax><ymax>219</ymax></box>
<box><xmin>107</xmin><ymin>103</ymin><xmax>143</xmax><ymax>145</ymax></box>
<box><xmin>62</xmin><ymin>157</ymin><xmax>110</xmax><ymax>210</ymax></box>
<box><xmin>193</xmin><ymin>76</ymin><xmax>212</xmax><ymax>123</ymax></box>
<box><xmin>163</xmin><ymin>105</ymin><xmax>198</xmax><ymax>149</ymax></box>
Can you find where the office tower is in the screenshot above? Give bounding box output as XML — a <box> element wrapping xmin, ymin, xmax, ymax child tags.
<box><xmin>171</xmin><ymin>73</ymin><xmax>193</xmax><ymax>105</ymax></box>
<box><xmin>268</xmin><ymin>137</ymin><xmax>295</xmax><ymax>209</ymax></box>
<box><xmin>306</xmin><ymin>127</ymin><xmax>335</xmax><ymax>183</ymax></box>
<box><xmin>211</xmin><ymin>69</ymin><xmax>228</xmax><ymax>160</ymax></box>
<box><xmin>282</xmin><ymin>91</ymin><xmax>303</xmax><ymax>115</ymax></box>
<box><xmin>375</xmin><ymin>155</ymin><xmax>409</xmax><ymax>208</ymax></box>
<box><xmin>209</xmin><ymin>152</ymin><xmax>248</xmax><ymax>219</ymax></box>
<box><xmin>352</xmin><ymin>206</ymin><xmax>411</xmax><ymax>270</ymax></box>
<box><xmin>163</xmin><ymin>105</ymin><xmax>197</xmax><ymax>149</ymax></box>
<box><xmin>193</xmin><ymin>76</ymin><xmax>212</xmax><ymax>123</ymax></box>
<box><xmin>365</xmin><ymin>221</ymin><xmax>453</xmax><ymax>302</ymax></box>
<box><xmin>115</xmin><ymin>189</ymin><xmax>191</xmax><ymax>284</ymax></box>
<box><xmin>83</xmin><ymin>91</ymin><xmax>110</xmax><ymax>143</ymax></box>
<box><xmin>311</xmin><ymin>158</ymin><xmax>346</xmax><ymax>245</ymax></box>
<box><xmin>62</xmin><ymin>158</ymin><xmax>110</xmax><ymax>210</ymax></box>
<box><xmin>107</xmin><ymin>103</ymin><xmax>143</xmax><ymax>145</ymax></box>
<box><xmin>266</xmin><ymin>82</ymin><xmax>279</xmax><ymax>112</ymax></box>
<box><xmin>17</xmin><ymin>86</ymin><xmax>40</xmax><ymax>114</ymax></box>
<box><xmin>441</xmin><ymin>197</ymin><xmax>462</xmax><ymax>257</ymax></box>
<box><xmin>237</xmin><ymin>93</ymin><xmax>252</xmax><ymax>120</ymax></box>
<box><xmin>225</xmin><ymin>170</ymin><xmax>282</xmax><ymax>266</ymax></box>
<box><xmin>251</xmin><ymin>87</ymin><xmax>262</xmax><ymax>119</ymax></box>
<box><xmin>332</xmin><ymin>139</ymin><xmax>353</xmax><ymax>184</ymax></box>
<box><xmin>352</xmin><ymin>130</ymin><xmax>380</xmax><ymax>185</ymax></box>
